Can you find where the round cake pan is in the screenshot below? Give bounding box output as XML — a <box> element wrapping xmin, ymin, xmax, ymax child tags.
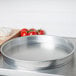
<box><xmin>1</xmin><ymin>35</ymin><xmax>74</xmax><ymax>70</ymax></box>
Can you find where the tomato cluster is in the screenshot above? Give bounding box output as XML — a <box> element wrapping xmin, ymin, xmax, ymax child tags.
<box><xmin>20</xmin><ymin>28</ymin><xmax>45</xmax><ymax>37</ymax></box>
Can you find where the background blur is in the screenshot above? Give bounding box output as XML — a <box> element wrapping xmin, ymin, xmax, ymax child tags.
<box><xmin>0</xmin><ymin>0</ymin><xmax>76</xmax><ymax>37</ymax></box>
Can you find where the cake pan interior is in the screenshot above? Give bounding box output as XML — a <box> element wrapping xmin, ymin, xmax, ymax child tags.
<box><xmin>1</xmin><ymin>35</ymin><xmax>74</xmax><ymax>61</ymax></box>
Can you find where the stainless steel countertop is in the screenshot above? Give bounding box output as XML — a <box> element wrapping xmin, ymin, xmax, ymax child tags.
<box><xmin>0</xmin><ymin>38</ymin><xmax>76</xmax><ymax>76</ymax></box>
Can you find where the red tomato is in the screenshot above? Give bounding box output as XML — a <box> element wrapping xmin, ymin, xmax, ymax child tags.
<box><xmin>21</xmin><ymin>31</ymin><xmax>27</xmax><ymax>37</ymax></box>
<box><xmin>20</xmin><ymin>28</ymin><xmax>28</xmax><ymax>37</ymax></box>
<box><xmin>37</xmin><ymin>29</ymin><xmax>45</xmax><ymax>35</ymax></box>
<box><xmin>28</xmin><ymin>31</ymin><xmax>37</xmax><ymax>36</ymax></box>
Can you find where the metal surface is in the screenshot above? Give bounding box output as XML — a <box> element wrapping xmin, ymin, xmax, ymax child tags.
<box><xmin>0</xmin><ymin>68</ymin><xmax>63</xmax><ymax>76</ymax></box>
<box><xmin>0</xmin><ymin>35</ymin><xmax>74</xmax><ymax>71</ymax></box>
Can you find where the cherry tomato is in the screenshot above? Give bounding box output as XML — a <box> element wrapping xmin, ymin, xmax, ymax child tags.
<box><xmin>21</xmin><ymin>31</ymin><xmax>27</xmax><ymax>37</ymax></box>
<box><xmin>28</xmin><ymin>31</ymin><xmax>37</xmax><ymax>36</ymax></box>
<box><xmin>37</xmin><ymin>29</ymin><xmax>45</xmax><ymax>35</ymax></box>
<box><xmin>20</xmin><ymin>28</ymin><xmax>28</xmax><ymax>37</ymax></box>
